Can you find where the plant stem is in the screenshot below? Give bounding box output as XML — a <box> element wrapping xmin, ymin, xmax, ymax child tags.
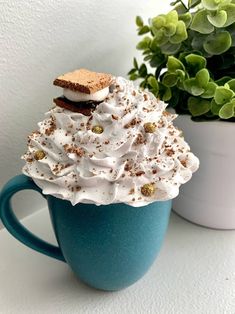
<box><xmin>179</xmin><ymin>0</ymin><xmax>188</xmax><ymax>11</ymax></box>
<box><xmin>155</xmin><ymin>61</ymin><xmax>167</xmax><ymax>79</ymax></box>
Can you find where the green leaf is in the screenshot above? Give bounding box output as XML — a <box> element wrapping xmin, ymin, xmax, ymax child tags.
<box><xmin>227</xmin><ymin>23</ymin><xmax>235</xmax><ymax>47</ymax></box>
<box><xmin>160</xmin><ymin>42</ymin><xmax>181</xmax><ymax>55</ymax></box>
<box><xmin>136</xmin><ymin>37</ymin><xmax>152</xmax><ymax>50</ymax></box>
<box><xmin>139</xmin><ymin>79</ymin><xmax>148</xmax><ymax>89</ymax></box>
<box><xmin>227</xmin><ymin>79</ymin><xmax>235</xmax><ymax>92</ymax></box>
<box><xmin>185</xmin><ymin>54</ymin><xmax>207</xmax><ymax>72</ymax></box>
<box><xmin>179</xmin><ymin>12</ymin><xmax>192</xmax><ymax>27</ymax></box>
<box><xmin>136</xmin><ymin>16</ymin><xmax>144</xmax><ymax>27</ymax></box>
<box><xmin>153</xmin><ymin>29</ymin><xmax>168</xmax><ymax>45</ymax></box>
<box><xmin>129</xmin><ymin>73</ymin><xmax>139</xmax><ymax>81</ymax></box>
<box><xmin>191</xmin><ymin>33</ymin><xmax>207</xmax><ymax>50</ymax></box>
<box><xmin>203</xmin><ymin>31</ymin><xmax>232</xmax><ymax>55</ymax></box>
<box><xmin>143</xmin><ymin>55</ymin><xmax>152</xmax><ymax>62</ymax></box>
<box><xmin>152</xmin><ymin>15</ymin><xmax>166</xmax><ymax>29</ymax></box>
<box><xmin>201</xmin><ymin>0</ymin><xmax>220</xmax><ymax>10</ymax></box>
<box><xmin>164</xmin><ymin>23</ymin><xmax>177</xmax><ymax>36</ymax></box>
<box><xmin>162</xmin><ymin>87</ymin><xmax>172</xmax><ymax>101</ymax></box>
<box><xmin>148</xmin><ymin>76</ymin><xmax>159</xmax><ymax>92</ymax></box>
<box><xmin>211</xmin><ymin>99</ymin><xmax>222</xmax><ymax>115</ymax></box>
<box><xmin>196</xmin><ymin>68</ymin><xmax>210</xmax><ymax>88</ymax></box>
<box><xmin>128</xmin><ymin>68</ymin><xmax>136</xmax><ymax>75</ymax></box>
<box><xmin>150</xmin><ymin>54</ymin><xmax>166</xmax><ymax>67</ymax></box>
<box><xmin>133</xmin><ymin>58</ymin><xmax>138</xmax><ymax>69</ymax></box>
<box><xmin>169</xmin><ymin>21</ymin><xmax>188</xmax><ymax>44</ymax></box>
<box><xmin>177</xmin><ymin>79</ymin><xmax>185</xmax><ymax>90</ymax></box>
<box><xmin>163</xmin><ymin>73</ymin><xmax>179</xmax><ymax>87</ymax></box>
<box><xmin>221</xmin><ymin>4</ymin><xmax>235</xmax><ymax>27</ymax></box>
<box><xmin>138</xmin><ymin>25</ymin><xmax>150</xmax><ymax>35</ymax></box>
<box><xmin>207</xmin><ymin>10</ymin><xmax>227</xmax><ymax>28</ymax></box>
<box><xmin>201</xmin><ymin>82</ymin><xmax>217</xmax><ymax>98</ymax></box>
<box><xmin>175</xmin><ymin>69</ymin><xmax>186</xmax><ymax>80</ymax></box>
<box><xmin>191</xmin><ymin>86</ymin><xmax>205</xmax><ymax>96</ymax></box>
<box><xmin>142</xmin><ymin>48</ymin><xmax>151</xmax><ymax>55</ymax></box>
<box><xmin>167</xmin><ymin>56</ymin><xmax>185</xmax><ymax>72</ymax></box>
<box><xmin>190</xmin><ymin>10</ymin><xmax>214</xmax><ymax>34</ymax></box>
<box><xmin>219</xmin><ymin>101</ymin><xmax>235</xmax><ymax>119</ymax></box>
<box><xmin>165</xmin><ymin>10</ymin><xmax>179</xmax><ymax>24</ymax></box>
<box><xmin>188</xmin><ymin>97</ymin><xmax>211</xmax><ymax>116</ymax></box>
<box><xmin>150</xmin><ymin>38</ymin><xmax>161</xmax><ymax>52</ymax></box>
<box><xmin>184</xmin><ymin>78</ymin><xmax>205</xmax><ymax>95</ymax></box>
<box><xmin>139</xmin><ymin>64</ymin><xmax>148</xmax><ymax>77</ymax></box>
<box><xmin>214</xmin><ymin>86</ymin><xmax>234</xmax><ymax>104</ymax></box>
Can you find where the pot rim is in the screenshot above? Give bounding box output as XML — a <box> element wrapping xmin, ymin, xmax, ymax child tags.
<box><xmin>173</xmin><ymin>112</ymin><xmax>235</xmax><ymax>128</ymax></box>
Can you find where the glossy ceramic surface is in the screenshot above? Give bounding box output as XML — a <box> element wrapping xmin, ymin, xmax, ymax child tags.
<box><xmin>0</xmin><ymin>175</ymin><xmax>172</xmax><ymax>290</ymax></box>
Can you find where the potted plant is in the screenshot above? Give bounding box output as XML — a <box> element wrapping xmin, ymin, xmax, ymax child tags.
<box><xmin>129</xmin><ymin>0</ymin><xmax>235</xmax><ymax>229</ymax></box>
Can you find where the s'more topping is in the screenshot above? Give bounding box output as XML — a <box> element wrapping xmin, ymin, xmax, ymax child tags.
<box><xmin>22</xmin><ymin>76</ymin><xmax>199</xmax><ymax>207</ymax></box>
<box><xmin>53</xmin><ymin>68</ymin><xmax>113</xmax><ymax>109</ymax></box>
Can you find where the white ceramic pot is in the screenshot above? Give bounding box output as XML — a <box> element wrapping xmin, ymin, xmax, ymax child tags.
<box><xmin>173</xmin><ymin>115</ymin><xmax>235</xmax><ymax>229</ymax></box>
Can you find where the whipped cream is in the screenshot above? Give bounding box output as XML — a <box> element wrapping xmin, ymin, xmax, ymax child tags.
<box><xmin>63</xmin><ymin>87</ymin><xmax>109</xmax><ymax>102</ymax></box>
<box><xmin>22</xmin><ymin>77</ymin><xmax>199</xmax><ymax>206</ymax></box>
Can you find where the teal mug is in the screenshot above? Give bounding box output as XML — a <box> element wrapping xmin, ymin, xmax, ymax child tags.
<box><xmin>0</xmin><ymin>174</ymin><xmax>172</xmax><ymax>291</ymax></box>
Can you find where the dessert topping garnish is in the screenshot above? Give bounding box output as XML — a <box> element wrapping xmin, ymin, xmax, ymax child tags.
<box><xmin>92</xmin><ymin>125</ymin><xmax>104</xmax><ymax>134</ymax></box>
<box><xmin>34</xmin><ymin>150</ymin><xmax>45</xmax><ymax>160</ymax></box>
<box><xmin>144</xmin><ymin>122</ymin><xmax>156</xmax><ymax>133</ymax></box>
<box><xmin>141</xmin><ymin>183</ymin><xmax>156</xmax><ymax>197</ymax></box>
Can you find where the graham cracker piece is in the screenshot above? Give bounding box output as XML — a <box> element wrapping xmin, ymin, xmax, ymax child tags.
<box><xmin>53</xmin><ymin>68</ymin><xmax>113</xmax><ymax>94</ymax></box>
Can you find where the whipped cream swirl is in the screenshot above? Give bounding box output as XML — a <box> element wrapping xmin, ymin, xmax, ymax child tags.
<box><xmin>22</xmin><ymin>77</ymin><xmax>199</xmax><ymax>206</ymax></box>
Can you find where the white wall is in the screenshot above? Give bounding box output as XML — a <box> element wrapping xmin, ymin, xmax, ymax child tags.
<box><xmin>0</xmin><ymin>0</ymin><xmax>171</xmax><ymax>222</ymax></box>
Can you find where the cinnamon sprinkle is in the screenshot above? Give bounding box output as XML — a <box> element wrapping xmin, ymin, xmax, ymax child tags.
<box><xmin>45</xmin><ymin>117</ymin><xmax>56</xmax><ymax>136</ymax></box>
<box><xmin>166</xmin><ymin>148</ymin><xmax>174</xmax><ymax>157</ymax></box>
<box><xmin>135</xmin><ymin>171</ymin><xmax>145</xmax><ymax>176</ymax></box>
<box><xmin>124</xmin><ymin>118</ymin><xmax>140</xmax><ymax>129</ymax></box>
<box><xmin>180</xmin><ymin>160</ymin><xmax>187</xmax><ymax>167</ymax></box>
<box><xmin>124</xmin><ymin>163</ymin><xmax>132</xmax><ymax>171</ymax></box>
<box><xmin>163</xmin><ymin>111</ymin><xmax>171</xmax><ymax>116</ymax></box>
<box><xmin>134</xmin><ymin>133</ymin><xmax>145</xmax><ymax>145</ymax></box>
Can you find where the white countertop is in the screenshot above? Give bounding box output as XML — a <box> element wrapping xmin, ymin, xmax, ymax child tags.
<box><xmin>0</xmin><ymin>209</ymin><xmax>235</xmax><ymax>314</ymax></box>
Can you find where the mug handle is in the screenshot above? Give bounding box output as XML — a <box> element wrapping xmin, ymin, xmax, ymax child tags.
<box><xmin>0</xmin><ymin>174</ymin><xmax>65</xmax><ymax>262</ymax></box>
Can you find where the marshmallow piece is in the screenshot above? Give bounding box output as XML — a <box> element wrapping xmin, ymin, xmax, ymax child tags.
<box><xmin>63</xmin><ymin>87</ymin><xmax>109</xmax><ymax>102</ymax></box>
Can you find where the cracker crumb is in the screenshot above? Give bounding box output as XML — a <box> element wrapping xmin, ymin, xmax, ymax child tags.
<box><xmin>64</xmin><ymin>144</ymin><xmax>85</xmax><ymax>157</ymax></box>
